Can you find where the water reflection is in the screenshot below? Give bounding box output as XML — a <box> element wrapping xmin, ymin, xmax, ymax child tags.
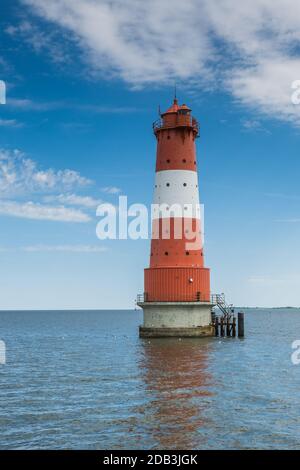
<box><xmin>138</xmin><ymin>337</ymin><xmax>215</xmax><ymax>449</ymax></box>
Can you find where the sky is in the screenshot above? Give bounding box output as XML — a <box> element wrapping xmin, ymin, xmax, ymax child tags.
<box><xmin>0</xmin><ymin>0</ymin><xmax>300</xmax><ymax>309</ymax></box>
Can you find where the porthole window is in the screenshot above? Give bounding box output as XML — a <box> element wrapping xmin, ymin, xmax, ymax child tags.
<box><xmin>183</xmin><ymin>183</ymin><xmax>187</xmax><ymax>187</ymax></box>
<box><xmin>165</xmin><ymin>251</ymin><xmax>169</xmax><ymax>256</ymax></box>
<box><xmin>186</xmin><ymin>251</ymin><xmax>190</xmax><ymax>255</ymax></box>
<box><xmin>166</xmin><ymin>159</ymin><xmax>170</xmax><ymax>163</ymax></box>
<box><xmin>167</xmin><ymin>136</ymin><xmax>170</xmax><ymax>140</ymax></box>
<box><xmin>166</xmin><ymin>183</ymin><xmax>170</xmax><ymax>187</ymax></box>
<box><xmin>182</xmin><ymin>159</ymin><xmax>186</xmax><ymax>163</ymax></box>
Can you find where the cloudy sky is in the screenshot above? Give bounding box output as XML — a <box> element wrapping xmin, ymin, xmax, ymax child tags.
<box><xmin>0</xmin><ymin>0</ymin><xmax>300</xmax><ymax>308</ymax></box>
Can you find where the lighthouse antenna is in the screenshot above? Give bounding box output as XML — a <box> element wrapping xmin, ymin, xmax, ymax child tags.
<box><xmin>174</xmin><ymin>82</ymin><xmax>178</xmax><ymax>104</ymax></box>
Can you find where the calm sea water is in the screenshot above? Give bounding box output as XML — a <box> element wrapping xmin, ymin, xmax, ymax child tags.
<box><xmin>0</xmin><ymin>309</ymin><xmax>300</xmax><ymax>449</ymax></box>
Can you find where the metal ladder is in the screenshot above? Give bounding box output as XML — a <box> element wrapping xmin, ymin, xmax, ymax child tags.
<box><xmin>211</xmin><ymin>294</ymin><xmax>235</xmax><ymax>321</ymax></box>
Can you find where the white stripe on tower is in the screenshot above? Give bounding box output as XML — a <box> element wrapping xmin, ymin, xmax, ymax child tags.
<box><xmin>152</xmin><ymin>170</ymin><xmax>200</xmax><ymax>220</ymax></box>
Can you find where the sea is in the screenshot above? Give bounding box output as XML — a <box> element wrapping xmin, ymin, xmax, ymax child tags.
<box><xmin>0</xmin><ymin>308</ymin><xmax>299</xmax><ymax>449</ymax></box>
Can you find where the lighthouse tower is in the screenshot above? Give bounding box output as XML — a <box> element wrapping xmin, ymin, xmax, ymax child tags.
<box><xmin>138</xmin><ymin>98</ymin><xmax>214</xmax><ymax>337</ymax></box>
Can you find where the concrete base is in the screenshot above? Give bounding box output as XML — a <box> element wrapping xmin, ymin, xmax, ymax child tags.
<box><xmin>137</xmin><ymin>301</ymin><xmax>214</xmax><ymax>338</ymax></box>
<box><xmin>139</xmin><ymin>325</ymin><xmax>214</xmax><ymax>338</ymax></box>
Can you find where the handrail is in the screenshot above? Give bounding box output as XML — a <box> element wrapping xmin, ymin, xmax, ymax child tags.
<box><xmin>212</xmin><ymin>294</ymin><xmax>235</xmax><ymax>320</ymax></box>
<box><xmin>137</xmin><ymin>292</ymin><xmax>210</xmax><ymax>303</ymax></box>
<box><xmin>153</xmin><ymin>115</ymin><xmax>199</xmax><ymax>134</ymax></box>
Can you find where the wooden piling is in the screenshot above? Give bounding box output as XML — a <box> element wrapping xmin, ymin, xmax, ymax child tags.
<box><xmin>213</xmin><ymin>315</ymin><xmax>239</xmax><ymax>338</ymax></box>
<box><xmin>226</xmin><ymin>318</ymin><xmax>231</xmax><ymax>337</ymax></box>
<box><xmin>214</xmin><ymin>317</ymin><xmax>219</xmax><ymax>336</ymax></box>
<box><xmin>232</xmin><ymin>317</ymin><xmax>236</xmax><ymax>337</ymax></box>
<box><xmin>238</xmin><ymin>312</ymin><xmax>244</xmax><ymax>337</ymax></box>
<box><xmin>220</xmin><ymin>317</ymin><xmax>225</xmax><ymax>337</ymax></box>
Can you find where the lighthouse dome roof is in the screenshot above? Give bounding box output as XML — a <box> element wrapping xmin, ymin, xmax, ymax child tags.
<box><xmin>161</xmin><ymin>99</ymin><xmax>191</xmax><ymax>116</ymax></box>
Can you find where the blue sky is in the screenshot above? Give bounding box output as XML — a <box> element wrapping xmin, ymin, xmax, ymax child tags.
<box><xmin>0</xmin><ymin>0</ymin><xmax>300</xmax><ymax>309</ymax></box>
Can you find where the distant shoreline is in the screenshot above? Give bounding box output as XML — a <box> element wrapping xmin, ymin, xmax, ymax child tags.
<box><xmin>0</xmin><ymin>307</ymin><xmax>299</xmax><ymax>312</ymax></box>
<box><xmin>241</xmin><ymin>306</ymin><xmax>300</xmax><ymax>310</ymax></box>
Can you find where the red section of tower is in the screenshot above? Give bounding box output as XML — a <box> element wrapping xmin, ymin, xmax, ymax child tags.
<box><xmin>144</xmin><ymin>99</ymin><xmax>210</xmax><ymax>302</ymax></box>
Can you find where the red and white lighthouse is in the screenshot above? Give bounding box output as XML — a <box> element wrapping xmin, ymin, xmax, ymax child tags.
<box><xmin>138</xmin><ymin>98</ymin><xmax>214</xmax><ymax>337</ymax></box>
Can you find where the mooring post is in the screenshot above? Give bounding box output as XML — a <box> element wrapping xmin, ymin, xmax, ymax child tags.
<box><xmin>232</xmin><ymin>317</ymin><xmax>236</xmax><ymax>337</ymax></box>
<box><xmin>215</xmin><ymin>317</ymin><xmax>219</xmax><ymax>336</ymax></box>
<box><xmin>220</xmin><ymin>317</ymin><xmax>224</xmax><ymax>337</ymax></box>
<box><xmin>238</xmin><ymin>312</ymin><xmax>244</xmax><ymax>337</ymax></box>
<box><xmin>226</xmin><ymin>318</ymin><xmax>231</xmax><ymax>337</ymax></box>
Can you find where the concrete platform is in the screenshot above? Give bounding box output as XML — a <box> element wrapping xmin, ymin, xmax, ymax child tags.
<box><xmin>137</xmin><ymin>301</ymin><xmax>214</xmax><ymax>337</ymax></box>
<box><xmin>139</xmin><ymin>325</ymin><xmax>214</xmax><ymax>338</ymax></box>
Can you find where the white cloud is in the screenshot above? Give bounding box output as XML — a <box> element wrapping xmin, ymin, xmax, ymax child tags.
<box><xmin>228</xmin><ymin>57</ymin><xmax>300</xmax><ymax>124</ymax></box>
<box><xmin>7</xmin><ymin>97</ymin><xmax>139</xmax><ymax>113</ymax></box>
<box><xmin>20</xmin><ymin>0</ymin><xmax>212</xmax><ymax>85</ymax></box>
<box><xmin>0</xmin><ymin>56</ymin><xmax>9</xmax><ymax>71</ymax></box>
<box><xmin>5</xmin><ymin>20</ymin><xmax>70</xmax><ymax>64</ymax></box>
<box><xmin>101</xmin><ymin>186</ymin><xmax>121</xmax><ymax>195</ymax></box>
<box><xmin>241</xmin><ymin>119</ymin><xmax>271</xmax><ymax>134</ymax></box>
<box><xmin>0</xmin><ymin>119</ymin><xmax>23</xmax><ymax>128</ymax></box>
<box><xmin>44</xmin><ymin>193</ymin><xmax>102</xmax><ymax>208</ymax></box>
<box><xmin>0</xmin><ymin>149</ymin><xmax>119</xmax><ymax>223</ymax></box>
<box><xmin>0</xmin><ymin>244</ymin><xmax>106</xmax><ymax>252</ymax></box>
<box><xmin>0</xmin><ymin>148</ymin><xmax>91</xmax><ymax>196</ymax></box>
<box><xmin>242</xmin><ymin>119</ymin><xmax>263</xmax><ymax>131</ymax></box>
<box><xmin>0</xmin><ymin>200</ymin><xmax>90</xmax><ymax>222</ymax></box>
<box><xmin>23</xmin><ymin>244</ymin><xmax>107</xmax><ymax>252</ymax></box>
<box><xmin>7</xmin><ymin>98</ymin><xmax>62</xmax><ymax>111</ymax></box>
<box><xmin>20</xmin><ymin>0</ymin><xmax>300</xmax><ymax>125</ymax></box>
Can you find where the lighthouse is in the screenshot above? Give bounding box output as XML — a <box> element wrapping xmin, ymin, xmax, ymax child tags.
<box><xmin>137</xmin><ymin>98</ymin><xmax>214</xmax><ymax>337</ymax></box>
